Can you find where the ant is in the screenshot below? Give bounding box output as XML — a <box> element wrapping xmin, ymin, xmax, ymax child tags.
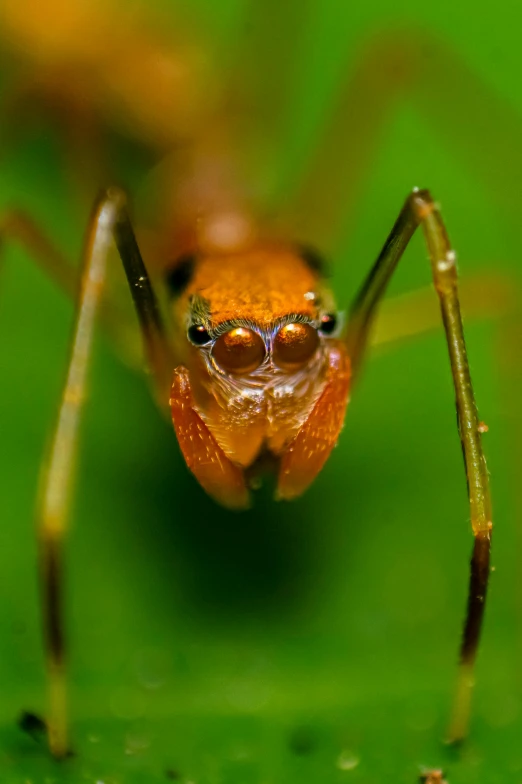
<box><xmin>1</xmin><ymin>2</ymin><xmax>516</xmax><ymax>766</ymax></box>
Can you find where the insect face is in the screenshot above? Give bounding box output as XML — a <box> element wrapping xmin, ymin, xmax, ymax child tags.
<box><xmin>168</xmin><ymin>243</ymin><xmax>351</xmax><ymax>505</ymax></box>
<box><xmin>187</xmin><ymin>315</ymin><xmax>325</xmax><ymax>376</ymax></box>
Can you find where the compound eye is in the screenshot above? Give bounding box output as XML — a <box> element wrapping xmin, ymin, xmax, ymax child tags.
<box><xmin>212</xmin><ymin>327</ymin><xmax>266</xmax><ymax>374</ymax></box>
<box><xmin>187</xmin><ymin>324</ymin><xmax>212</xmax><ymax>345</ymax></box>
<box><xmin>273</xmin><ymin>322</ymin><xmax>319</xmax><ymax>369</ymax></box>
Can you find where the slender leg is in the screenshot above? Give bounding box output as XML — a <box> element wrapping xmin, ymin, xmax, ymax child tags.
<box><xmin>370</xmin><ymin>273</ymin><xmax>515</xmax><ymax>349</ymax></box>
<box><xmin>283</xmin><ymin>28</ymin><xmax>522</xmax><ymax>248</ymax></box>
<box><xmin>35</xmin><ymin>188</ymin><xmax>173</xmax><ymax>757</ymax></box>
<box><xmin>346</xmin><ymin>189</ymin><xmax>492</xmax><ymax>742</ymax></box>
<box><xmin>0</xmin><ymin>210</ymin><xmax>78</xmax><ymax>299</ymax></box>
<box><xmin>0</xmin><ymin>209</ymin><xmax>149</xmax><ymax>367</ymax></box>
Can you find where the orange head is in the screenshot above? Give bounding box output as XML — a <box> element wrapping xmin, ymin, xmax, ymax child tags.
<box><xmin>167</xmin><ymin>242</ymin><xmax>350</xmax><ymax>508</ymax></box>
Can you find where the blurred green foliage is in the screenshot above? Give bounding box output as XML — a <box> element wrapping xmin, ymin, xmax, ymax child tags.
<box><xmin>0</xmin><ymin>0</ymin><xmax>521</xmax><ymax>782</ymax></box>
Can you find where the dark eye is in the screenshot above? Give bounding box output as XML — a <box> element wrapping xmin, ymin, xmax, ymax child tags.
<box><xmin>273</xmin><ymin>322</ymin><xmax>319</xmax><ymax>369</ymax></box>
<box><xmin>319</xmin><ymin>313</ymin><xmax>337</xmax><ymax>335</ymax></box>
<box><xmin>165</xmin><ymin>253</ymin><xmax>196</xmax><ymax>296</ymax></box>
<box><xmin>212</xmin><ymin>327</ymin><xmax>266</xmax><ymax>374</ymax></box>
<box><xmin>187</xmin><ymin>324</ymin><xmax>212</xmax><ymax>345</ymax></box>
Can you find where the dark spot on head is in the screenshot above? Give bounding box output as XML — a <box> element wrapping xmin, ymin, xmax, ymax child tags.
<box><xmin>165</xmin><ymin>769</ymin><xmax>181</xmax><ymax>780</ymax></box>
<box><xmin>18</xmin><ymin>711</ymin><xmax>47</xmax><ymax>743</ymax></box>
<box><xmin>165</xmin><ymin>253</ymin><xmax>196</xmax><ymax>296</ymax></box>
<box><xmin>288</xmin><ymin>725</ymin><xmax>317</xmax><ymax>756</ymax></box>
<box><xmin>296</xmin><ymin>243</ymin><xmax>327</xmax><ymax>275</ymax></box>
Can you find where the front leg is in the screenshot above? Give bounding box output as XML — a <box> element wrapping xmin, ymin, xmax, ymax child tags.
<box><xmin>277</xmin><ymin>344</ymin><xmax>351</xmax><ymax>501</ymax></box>
<box><xmin>346</xmin><ymin>189</ymin><xmax>493</xmax><ymax>742</ymax></box>
<box><xmin>3</xmin><ymin>188</ymin><xmax>174</xmax><ymax>758</ymax></box>
<box><xmin>170</xmin><ymin>366</ymin><xmax>250</xmax><ymax>510</ymax></box>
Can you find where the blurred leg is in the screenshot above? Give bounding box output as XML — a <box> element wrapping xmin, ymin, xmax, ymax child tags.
<box><xmin>17</xmin><ymin>189</ymin><xmax>172</xmax><ymax>756</ymax></box>
<box><xmin>0</xmin><ymin>208</ymin><xmax>150</xmax><ymax>366</ymax></box>
<box><xmin>286</xmin><ymin>28</ymin><xmax>522</xmax><ymax>248</ymax></box>
<box><xmin>0</xmin><ymin>210</ymin><xmax>78</xmax><ymax>298</ymax></box>
<box><xmin>371</xmin><ymin>273</ymin><xmax>515</xmax><ymax>348</ymax></box>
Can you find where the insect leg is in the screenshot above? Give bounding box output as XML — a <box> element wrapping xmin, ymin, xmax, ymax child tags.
<box><xmin>0</xmin><ymin>208</ymin><xmax>155</xmax><ymax>368</ymax></box>
<box><xmin>345</xmin><ymin>189</ymin><xmax>492</xmax><ymax>742</ymax></box>
<box><xmin>0</xmin><ymin>210</ymin><xmax>78</xmax><ymax>298</ymax></box>
<box><xmin>36</xmin><ymin>188</ymin><xmax>173</xmax><ymax>757</ymax></box>
<box><xmin>286</xmin><ymin>28</ymin><xmax>522</xmax><ymax>248</ymax></box>
<box><xmin>370</xmin><ymin>274</ymin><xmax>515</xmax><ymax>350</ymax></box>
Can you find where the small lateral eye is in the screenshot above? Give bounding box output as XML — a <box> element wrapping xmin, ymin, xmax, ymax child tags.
<box><xmin>319</xmin><ymin>313</ymin><xmax>337</xmax><ymax>335</ymax></box>
<box><xmin>273</xmin><ymin>322</ymin><xmax>319</xmax><ymax>369</ymax></box>
<box><xmin>212</xmin><ymin>327</ymin><xmax>266</xmax><ymax>374</ymax></box>
<box><xmin>187</xmin><ymin>324</ymin><xmax>212</xmax><ymax>345</ymax></box>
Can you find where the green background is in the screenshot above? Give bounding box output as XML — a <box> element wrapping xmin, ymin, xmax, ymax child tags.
<box><xmin>0</xmin><ymin>0</ymin><xmax>521</xmax><ymax>782</ymax></box>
